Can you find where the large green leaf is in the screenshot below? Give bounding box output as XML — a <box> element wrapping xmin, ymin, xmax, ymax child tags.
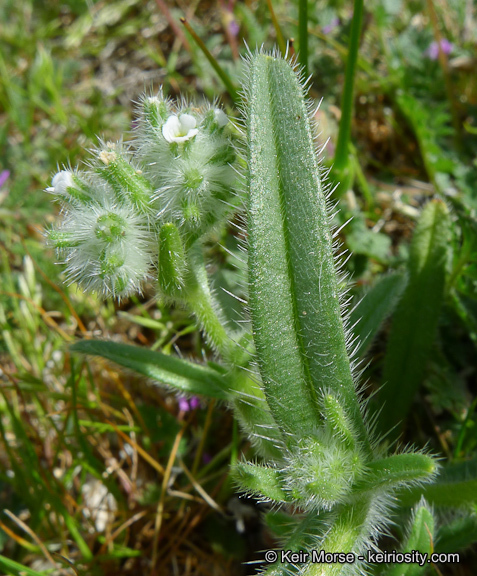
<box><xmin>245</xmin><ymin>53</ymin><xmax>368</xmax><ymax>449</ymax></box>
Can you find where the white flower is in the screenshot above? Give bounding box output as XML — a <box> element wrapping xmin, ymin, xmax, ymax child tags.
<box><xmin>162</xmin><ymin>114</ymin><xmax>199</xmax><ymax>143</ymax></box>
<box><xmin>214</xmin><ymin>108</ymin><xmax>229</xmax><ymax>127</ymax></box>
<box><xmin>47</xmin><ymin>170</ymin><xmax>74</xmax><ymax>195</ymax></box>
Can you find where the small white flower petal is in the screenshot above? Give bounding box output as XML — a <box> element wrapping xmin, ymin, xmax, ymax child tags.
<box><xmin>162</xmin><ymin>114</ymin><xmax>198</xmax><ymax>143</ymax></box>
<box><xmin>162</xmin><ymin>115</ymin><xmax>181</xmax><ymax>142</ymax></box>
<box><xmin>214</xmin><ymin>108</ymin><xmax>228</xmax><ymax>127</ymax></box>
<box><xmin>178</xmin><ymin>128</ymin><xmax>198</xmax><ymax>142</ymax></box>
<box><xmin>179</xmin><ymin>113</ymin><xmax>197</xmax><ymax>132</ymax></box>
<box><xmin>51</xmin><ymin>170</ymin><xmax>74</xmax><ymax>195</ymax></box>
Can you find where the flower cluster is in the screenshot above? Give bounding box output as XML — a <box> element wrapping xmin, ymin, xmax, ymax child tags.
<box><xmin>426</xmin><ymin>38</ymin><xmax>453</xmax><ymax>60</ymax></box>
<box><xmin>46</xmin><ymin>92</ymin><xmax>237</xmax><ymax>300</ymax></box>
<box><xmin>135</xmin><ymin>92</ymin><xmax>237</xmax><ymax>239</ymax></box>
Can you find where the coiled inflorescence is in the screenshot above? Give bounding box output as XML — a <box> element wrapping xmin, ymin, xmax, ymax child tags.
<box><xmin>46</xmin><ymin>92</ymin><xmax>238</xmax><ymax>300</ymax></box>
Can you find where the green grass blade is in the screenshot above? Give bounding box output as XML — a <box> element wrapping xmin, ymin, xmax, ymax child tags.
<box><xmin>245</xmin><ymin>52</ymin><xmax>369</xmax><ymax>448</ymax></box>
<box><xmin>265</xmin><ymin>0</ymin><xmax>287</xmax><ymax>57</ymax></box>
<box><xmin>298</xmin><ymin>0</ymin><xmax>308</xmax><ymax>76</ymax></box>
<box><xmin>180</xmin><ymin>18</ymin><xmax>238</xmax><ymax>104</ymax></box>
<box><xmin>70</xmin><ymin>340</ymin><xmax>232</xmax><ymax>400</ymax></box>
<box><xmin>350</xmin><ymin>273</ymin><xmax>407</xmax><ymax>358</ymax></box>
<box><xmin>0</xmin><ymin>555</ymin><xmax>49</xmax><ymax>576</ymax></box>
<box><xmin>378</xmin><ymin>200</ymin><xmax>451</xmax><ymax>436</ymax></box>
<box><xmin>333</xmin><ymin>0</ymin><xmax>364</xmax><ymax>188</ymax></box>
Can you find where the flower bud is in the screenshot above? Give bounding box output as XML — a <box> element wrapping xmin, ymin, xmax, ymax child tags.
<box><xmin>135</xmin><ymin>92</ymin><xmax>238</xmax><ymax>239</ymax></box>
<box><xmin>46</xmin><ymin>170</ymin><xmax>93</xmax><ymax>205</ymax></box>
<box><xmin>47</xmin><ymin>195</ymin><xmax>153</xmax><ymax>299</ymax></box>
<box><xmin>94</xmin><ymin>142</ymin><xmax>155</xmax><ymax>218</ymax></box>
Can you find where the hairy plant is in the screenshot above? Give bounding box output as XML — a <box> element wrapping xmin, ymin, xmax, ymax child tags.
<box><xmin>46</xmin><ymin>50</ymin><xmax>476</xmax><ymax>575</ymax></box>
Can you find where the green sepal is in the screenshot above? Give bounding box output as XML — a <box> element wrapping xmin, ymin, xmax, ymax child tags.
<box><xmin>384</xmin><ymin>498</ymin><xmax>435</xmax><ymax>576</ymax></box>
<box><xmin>378</xmin><ymin>200</ymin><xmax>451</xmax><ymax>436</ymax></box>
<box><xmin>350</xmin><ymin>272</ymin><xmax>407</xmax><ymax>359</ymax></box>
<box><xmin>47</xmin><ymin>230</ymin><xmax>80</xmax><ymax>248</ymax></box>
<box><xmin>232</xmin><ymin>461</ymin><xmax>289</xmax><ymax>502</ymax></box>
<box><xmin>70</xmin><ymin>340</ymin><xmax>233</xmax><ymax>400</ymax></box>
<box><xmin>142</xmin><ymin>95</ymin><xmax>170</xmax><ymax>129</ymax></box>
<box><xmin>65</xmin><ymin>175</ymin><xmax>94</xmax><ymax>204</ymax></box>
<box><xmin>158</xmin><ymin>223</ymin><xmax>187</xmax><ymax>298</ymax></box>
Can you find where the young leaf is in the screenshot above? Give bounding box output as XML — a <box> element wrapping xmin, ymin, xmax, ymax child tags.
<box><xmin>357</xmin><ymin>453</ymin><xmax>438</xmax><ymax>493</ymax></box>
<box><xmin>233</xmin><ymin>461</ymin><xmax>288</xmax><ymax>502</ymax></box>
<box><xmin>384</xmin><ymin>498</ymin><xmax>435</xmax><ymax>576</ymax></box>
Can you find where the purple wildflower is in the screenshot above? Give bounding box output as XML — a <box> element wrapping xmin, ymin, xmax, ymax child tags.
<box><xmin>178</xmin><ymin>397</ymin><xmax>190</xmax><ymax>412</ymax></box>
<box><xmin>189</xmin><ymin>396</ymin><xmax>200</xmax><ymax>410</ymax></box>
<box><xmin>0</xmin><ymin>170</ymin><xmax>10</xmax><ymax>189</ymax></box>
<box><xmin>427</xmin><ymin>39</ymin><xmax>453</xmax><ymax>60</ymax></box>
<box><xmin>178</xmin><ymin>395</ymin><xmax>200</xmax><ymax>412</ymax></box>
<box><xmin>229</xmin><ymin>19</ymin><xmax>240</xmax><ymax>37</ymax></box>
<box><xmin>323</xmin><ymin>17</ymin><xmax>340</xmax><ymax>35</ymax></box>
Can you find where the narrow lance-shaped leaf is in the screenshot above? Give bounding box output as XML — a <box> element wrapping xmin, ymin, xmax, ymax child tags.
<box><xmin>356</xmin><ymin>453</ymin><xmax>438</xmax><ymax>493</ymax></box>
<box><xmin>71</xmin><ymin>340</ymin><xmax>285</xmax><ymax>459</ymax></box>
<box><xmin>70</xmin><ymin>340</ymin><xmax>232</xmax><ymax>400</ymax></box>
<box><xmin>302</xmin><ymin>495</ymin><xmax>376</xmax><ymax>576</ymax></box>
<box><xmin>245</xmin><ymin>53</ymin><xmax>368</xmax><ymax>449</ymax></box>
<box><xmin>378</xmin><ymin>200</ymin><xmax>451</xmax><ymax>436</ymax></box>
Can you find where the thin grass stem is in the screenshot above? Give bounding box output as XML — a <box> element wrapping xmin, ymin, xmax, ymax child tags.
<box><xmin>298</xmin><ymin>0</ymin><xmax>308</xmax><ymax>76</ymax></box>
<box><xmin>180</xmin><ymin>18</ymin><xmax>239</xmax><ymax>103</ymax></box>
<box><xmin>333</xmin><ymin>0</ymin><xmax>364</xmax><ymax>185</ymax></box>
